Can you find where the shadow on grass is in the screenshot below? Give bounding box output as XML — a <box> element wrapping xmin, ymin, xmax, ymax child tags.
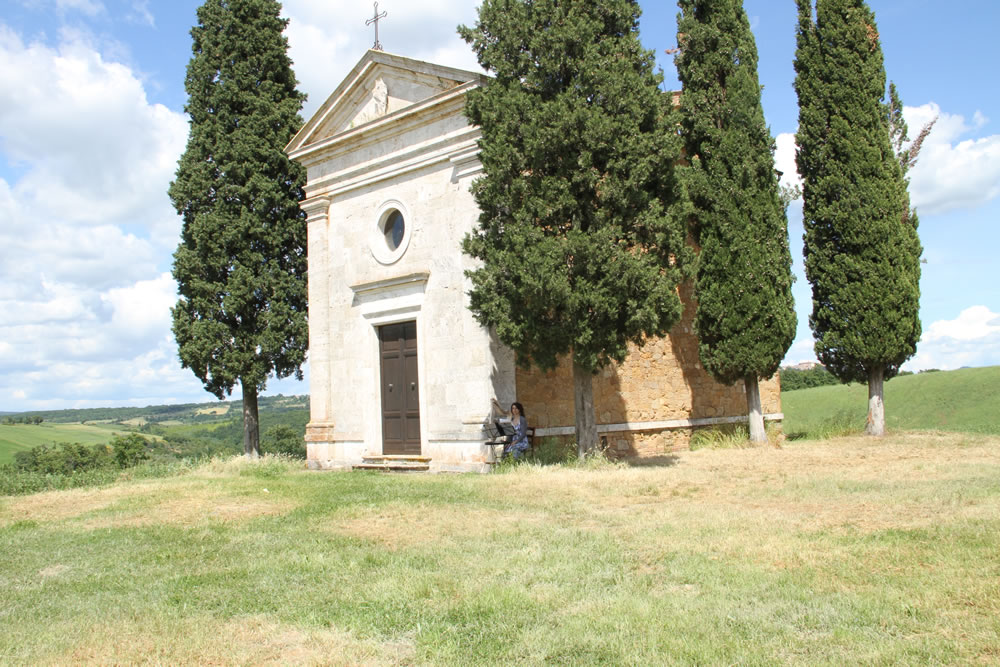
<box><xmin>625</xmin><ymin>454</ymin><xmax>680</xmax><ymax>468</ymax></box>
<box><xmin>492</xmin><ymin>437</ymin><xmax>681</xmax><ymax>470</ymax></box>
<box><xmin>785</xmin><ymin>410</ymin><xmax>863</xmax><ymax>442</ymax></box>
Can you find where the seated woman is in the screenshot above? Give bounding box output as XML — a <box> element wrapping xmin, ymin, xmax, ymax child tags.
<box><xmin>492</xmin><ymin>399</ymin><xmax>530</xmax><ymax>459</ymax></box>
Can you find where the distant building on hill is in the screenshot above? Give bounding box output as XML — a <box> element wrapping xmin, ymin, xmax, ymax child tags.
<box><xmin>786</xmin><ymin>361</ymin><xmax>824</xmax><ymax>371</ymax></box>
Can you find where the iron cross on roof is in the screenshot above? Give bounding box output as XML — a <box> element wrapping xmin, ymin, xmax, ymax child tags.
<box><xmin>366</xmin><ymin>2</ymin><xmax>388</xmax><ymax>51</ymax></box>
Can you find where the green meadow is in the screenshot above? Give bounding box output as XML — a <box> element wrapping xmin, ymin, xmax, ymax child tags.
<box><xmin>781</xmin><ymin>366</ymin><xmax>1000</xmax><ymax>439</ymax></box>
<box><xmin>0</xmin><ymin>423</ymin><xmax>125</xmax><ymax>466</ymax></box>
<box><xmin>2</xmin><ymin>434</ymin><xmax>999</xmax><ymax>664</ymax></box>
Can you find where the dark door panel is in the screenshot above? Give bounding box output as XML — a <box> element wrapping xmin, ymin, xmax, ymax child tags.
<box><xmin>379</xmin><ymin>322</ymin><xmax>420</xmax><ymax>455</ymax></box>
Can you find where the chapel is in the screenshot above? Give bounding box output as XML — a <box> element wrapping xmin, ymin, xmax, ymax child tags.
<box><xmin>286</xmin><ymin>50</ymin><xmax>782</xmax><ymax>472</ymax></box>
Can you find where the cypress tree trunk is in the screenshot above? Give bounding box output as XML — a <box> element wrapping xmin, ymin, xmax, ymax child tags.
<box><xmin>745</xmin><ymin>376</ymin><xmax>766</xmax><ymax>443</ymax></box>
<box><xmin>865</xmin><ymin>366</ymin><xmax>886</xmax><ymax>436</ymax></box>
<box><xmin>573</xmin><ymin>358</ymin><xmax>598</xmax><ymax>459</ymax></box>
<box><xmin>242</xmin><ymin>381</ymin><xmax>260</xmax><ymax>458</ymax></box>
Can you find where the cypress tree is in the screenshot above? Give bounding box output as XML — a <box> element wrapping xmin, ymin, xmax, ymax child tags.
<box><xmin>675</xmin><ymin>0</ymin><xmax>797</xmax><ymax>442</ymax></box>
<box><xmin>794</xmin><ymin>0</ymin><xmax>921</xmax><ymax>436</ymax></box>
<box><xmin>459</xmin><ymin>0</ymin><xmax>690</xmax><ymax>456</ymax></box>
<box><xmin>169</xmin><ymin>0</ymin><xmax>308</xmax><ymax>457</ymax></box>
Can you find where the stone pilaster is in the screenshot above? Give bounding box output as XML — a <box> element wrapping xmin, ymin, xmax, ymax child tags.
<box><xmin>301</xmin><ymin>195</ymin><xmax>332</xmax><ymax>434</ymax></box>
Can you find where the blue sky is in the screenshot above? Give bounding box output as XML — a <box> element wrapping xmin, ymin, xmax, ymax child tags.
<box><xmin>1</xmin><ymin>0</ymin><xmax>998</xmax><ymax>411</ymax></box>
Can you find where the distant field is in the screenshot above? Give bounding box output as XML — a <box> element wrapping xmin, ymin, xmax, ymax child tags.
<box><xmin>782</xmin><ymin>365</ymin><xmax>1000</xmax><ymax>438</ymax></box>
<box><xmin>0</xmin><ymin>423</ymin><xmax>124</xmax><ymax>466</ymax></box>
<box><xmin>195</xmin><ymin>406</ymin><xmax>230</xmax><ymax>416</ymax></box>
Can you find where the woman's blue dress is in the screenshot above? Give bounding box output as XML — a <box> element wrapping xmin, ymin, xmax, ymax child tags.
<box><xmin>504</xmin><ymin>417</ymin><xmax>530</xmax><ymax>459</ymax></box>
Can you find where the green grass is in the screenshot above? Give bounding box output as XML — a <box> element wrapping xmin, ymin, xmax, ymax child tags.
<box><xmin>0</xmin><ymin>423</ymin><xmax>124</xmax><ymax>465</ymax></box>
<box><xmin>2</xmin><ymin>434</ymin><xmax>999</xmax><ymax>664</ymax></box>
<box><xmin>782</xmin><ymin>366</ymin><xmax>1000</xmax><ymax>439</ymax></box>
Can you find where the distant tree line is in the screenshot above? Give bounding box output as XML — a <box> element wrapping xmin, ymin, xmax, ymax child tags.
<box><xmin>781</xmin><ymin>365</ymin><xmax>920</xmax><ymax>392</ymax></box>
<box><xmin>2</xmin><ymin>416</ymin><xmax>43</xmax><ymax>425</ymax></box>
<box><xmin>780</xmin><ymin>366</ymin><xmax>839</xmax><ymax>392</ymax></box>
<box><xmin>4</xmin><ymin>395</ymin><xmax>307</xmax><ymax>426</ymax></box>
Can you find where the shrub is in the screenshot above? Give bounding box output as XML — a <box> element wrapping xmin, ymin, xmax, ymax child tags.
<box><xmin>13</xmin><ymin>442</ymin><xmax>113</xmax><ymax>475</ymax></box>
<box><xmin>111</xmin><ymin>433</ymin><xmax>150</xmax><ymax>469</ymax></box>
<box><xmin>261</xmin><ymin>425</ymin><xmax>306</xmax><ymax>459</ymax></box>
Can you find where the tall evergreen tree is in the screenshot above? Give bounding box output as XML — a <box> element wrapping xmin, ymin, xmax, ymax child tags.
<box><xmin>675</xmin><ymin>0</ymin><xmax>797</xmax><ymax>443</ymax></box>
<box><xmin>794</xmin><ymin>0</ymin><xmax>921</xmax><ymax>436</ymax></box>
<box><xmin>169</xmin><ymin>0</ymin><xmax>308</xmax><ymax>457</ymax></box>
<box><xmin>459</xmin><ymin>0</ymin><xmax>690</xmax><ymax>456</ymax></box>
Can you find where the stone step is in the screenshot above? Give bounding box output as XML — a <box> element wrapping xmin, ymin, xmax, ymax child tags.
<box><xmin>363</xmin><ymin>455</ymin><xmax>432</xmax><ymax>463</ymax></box>
<box><xmin>352</xmin><ymin>463</ymin><xmax>431</xmax><ymax>472</ymax></box>
<box><xmin>353</xmin><ymin>455</ymin><xmax>431</xmax><ymax>472</ymax></box>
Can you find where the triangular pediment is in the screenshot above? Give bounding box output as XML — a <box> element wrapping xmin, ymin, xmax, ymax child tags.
<box><xmin>288</xmin><ymin>50</ymin><xmax>484</xmax><ymax>153</ymax></box>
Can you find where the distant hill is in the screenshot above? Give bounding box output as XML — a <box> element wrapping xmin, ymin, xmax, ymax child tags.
<box><xmin>781</xmin><ymin>366</ymin><xmax>1000</xmax><ymax>438</ymax></box>
<box><xmin>0</xmin><ymin>395</ymin><xmax>310</xmax><ymax>466</ymax></box>
<box><xmin>2</xmin><ymin>395</ymin><xmax>308</xmax><ymax>426</ymax></box>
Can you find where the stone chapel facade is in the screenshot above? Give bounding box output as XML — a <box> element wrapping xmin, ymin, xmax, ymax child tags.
<box><xmin>286</xmin><ymin>51</ymin><xmax>782</xmax><ymax>473</ymax></box>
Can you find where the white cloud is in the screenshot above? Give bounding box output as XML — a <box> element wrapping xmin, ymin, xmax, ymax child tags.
<box><xmin>905</xmin><ymin>306</ymin><xmax>1000</xmax><ymax>371</ymax></box>
<box><xmin>774</xmin><ymin>132</ymin><xmax>800</xmax><ymax>189</ymax></box>
<box><xmin>905</xmin><ymin>103</ymin><xmax>1000</xmax><ymax>215</ymax></box>
<box><xmin>128</xmin><ymin>1</ymin><xmax>154</xmax><ymax>28</ymax></box>
<box><xmin>771</xmin><ymin>105</ymin><xmax>1000</xmax><ymax>219</ymax></box>
<box><xmin>101</xmin><ymin>273</ymin><xmax>176</xmax><ymax>340</ymax></box>
<box><xmin>0</xmin><ymin>24</ymin><xmax>196</xmax><ymax>411</ymax></box>
<box><xmin>283</xmin><ymin>0</ymin><xmax>482</xmax><ymax>116</ymax></box>
<box><xmin>55</xmin><ymin>0</ymin><xmax>105</xmax><ymax>16</ymax></box>
<box><xmin>921</xmin><ymin>305</ymin><xmax>1000</xmax><ymax>342</ymax></box>
<box><xmin>0</xmin><ymin>27</ymin><xmax>187</xmax><ymax>228</ymax></box>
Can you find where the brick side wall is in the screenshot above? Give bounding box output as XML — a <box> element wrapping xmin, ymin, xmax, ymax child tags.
<box><xmin>515</xmin><ymin>283</ymin><xmax>782</xmax><ymax>457</ymax></box>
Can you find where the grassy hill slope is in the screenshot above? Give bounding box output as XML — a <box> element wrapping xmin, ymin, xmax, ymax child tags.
<box><xmin>0</xmin><ymin>423</ymin><xmax>126</xmax><ymax>466</ymax></box>
<box><xmin>0</xmin><ymin>396</ymin><xmax>309</xmax><ymax>466</ymax></box>
<box><xmin>781</xmin><ymin>366</ymin><xmax>1000</xmax><ymax>438</ymax></box>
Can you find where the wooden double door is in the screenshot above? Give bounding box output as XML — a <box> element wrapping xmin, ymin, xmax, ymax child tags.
<box><xmin>379</xmin><ymin>321</ymin><xmax>421</xmax><ymax>455</ymax></box>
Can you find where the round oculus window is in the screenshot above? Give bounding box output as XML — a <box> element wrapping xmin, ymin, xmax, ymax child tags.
<box><xmin>383</xmin><ymin>210</ymin><xmax>405</xmax><ymax>251</ymax></box>
<box><xmin>370</xmin><ymin>201</ymin><xmax>413</xmax><ymax>265</ymax></box>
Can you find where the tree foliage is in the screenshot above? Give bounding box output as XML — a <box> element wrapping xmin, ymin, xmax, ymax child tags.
<box><xmin>794</xmin><ymin>0</ymin><xmax>921</xmax><ymax>382</ymax></box>
<box><xmin>675</xmin><ymin>0</ymin><xmax>797</xmax><ymax>440</ymax></box>
<box><xmin>169</xmin><ymin>0</ymin><xmax>308</xmax><ymax>456</ymax></box>
<box><xmin>261</xmin><ymin>424</ymin><xmax>305</xmax><ymax>458</ymax></box>
<box><xmin>111</xmin><ymin>433</ymin><xmax>151</xmax><ymax>469</ymax></box>
<box><xmin>793</xmin><ymin>0</ymin><xmax>921</xmax><ymax>434</ymax></box>
<box><xmin>459</xmin><ymin>0</ymin><xmax>690</xmax><ymax>454</ymax></box>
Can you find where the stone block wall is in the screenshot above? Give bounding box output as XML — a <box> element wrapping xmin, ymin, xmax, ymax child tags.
<box><xmin>516</xmin><ymin>283</ymin><xmax>782</xmax><ymax>458</ymax></box>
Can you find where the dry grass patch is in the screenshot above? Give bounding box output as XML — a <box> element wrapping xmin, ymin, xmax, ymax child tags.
<box><xmin>60</xmin><ymin>615</ymin><xmax>415</xmax><ymax>666</ymax></box>
<box><xmin>491</xmin><ymin>433</ymin><xmax>1000</xmax><ymax>526</ymax></box>
<box><xmin>330</xmin><ymin>502</ymin><xmax>547</xmax><ymax>550</ymax></box>
<box><xmin>1</xmin><ymin>478</ymin><xmax>295</xmax><ymax>528</ymax></box>
<box><xmin>1</xmin><ymin>483</ymin><xmax>149</xmax><ymax>524</ymax></box>
<box><xmin>196</xmin><ymin>405</ymin><xmax>230</xmax><ymax>416</ymax></box>
<box><xmin>37</xmin><ymin>564</ymin><xmax>70</xmax><ymax>578</ymax></box>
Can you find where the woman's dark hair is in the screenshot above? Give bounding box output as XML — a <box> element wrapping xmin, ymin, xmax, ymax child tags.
<box><xmin>511</xmin><ymin>402</ymin><xmax>525</xmax><ymax>417</ymax></box>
